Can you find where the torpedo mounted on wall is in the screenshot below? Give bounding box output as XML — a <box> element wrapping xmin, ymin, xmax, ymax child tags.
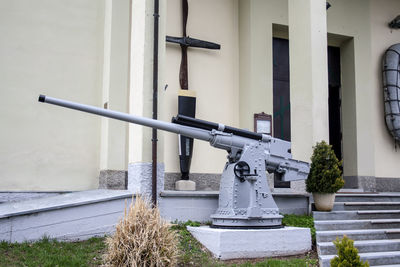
<box><xmin>382</xmin><ymin>43</ymin><xmax>400</xmax><ymax>146</ymax></box>
<box><xmin>166</xmin><ymin>0</ymin><xmax>221</xmax><ymax>189</ymax></box>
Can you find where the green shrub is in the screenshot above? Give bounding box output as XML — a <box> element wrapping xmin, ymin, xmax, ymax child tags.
<box><xmin>330</xmin><ymin>235</ymin><xmax>369</xmax><ymax>267</ymax></box>
<box><xmin>306</xmin><ymin>141</ymin><xmax>344</xmax><ymax>193</ymax></box>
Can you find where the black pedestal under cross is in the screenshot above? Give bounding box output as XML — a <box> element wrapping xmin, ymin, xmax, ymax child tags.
<box><xmin>166</xmin><ymin>0</ymin><xmax>220</xmax><ymax>180</ymax></box>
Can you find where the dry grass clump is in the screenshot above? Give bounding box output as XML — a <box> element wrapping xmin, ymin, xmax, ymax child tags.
<box><xmin>103</xmin><ymin>196</ymin><xmax>178</xmax><ymax>267</ymax></box>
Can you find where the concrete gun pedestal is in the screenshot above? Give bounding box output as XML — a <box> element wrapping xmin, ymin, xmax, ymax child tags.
<box><xmin>187</xmin><ymin>226</ymin><xmax>311</xmax><ymax>260</ymax></box>
<box><xmin>175</xmin><ymin>180</ymin><xmax>196</xmax><ymax>191</ymax></box>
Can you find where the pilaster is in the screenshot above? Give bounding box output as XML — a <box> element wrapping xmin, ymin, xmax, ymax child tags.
<box><xmin>288</xmin><ymin>0</ymin><xmax>329</xmax><ymax>161</ymax></box>
<box><xmin>127</xmin><ymin>0</ymin><xmax>165</xmax><ymax>195</ymax></box>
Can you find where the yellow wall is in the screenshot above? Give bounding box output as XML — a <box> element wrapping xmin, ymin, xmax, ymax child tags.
<box><xmin>239</xmin><ymin>0</ymin><xmax>288</xmax><ymax>132</ymax></box>
<box><xmin>100</xmin><ymin>0</ymin><xmax>130</xmax><ymax>171</ymax></box>
<box><xmin>2</xmin><ymin>0</ymin><xmax>399</xmax><ymax>191</ymax></box>
<box><xmin>370</xmin><ymin>0</ymin><xmax>400</xmax><ymax>178</ymax></box>
<box><xmin>237</xmin><ymin>0</ymin><xmax>400</xmax><ymax>180</ymax></box>
<box><xmin>163</xmin><ymin>0</ymin><xmax>239</xmax><ymax>173</ymax></box>
<box><xmin>326</xmin><ymin>0</ymin><xmax>375</xmax><ymax>177</ymax></box>
<box><xmin>0</xmin><ymin>0</ymin><xmax>105</xmax><ymax>190</ymax></box>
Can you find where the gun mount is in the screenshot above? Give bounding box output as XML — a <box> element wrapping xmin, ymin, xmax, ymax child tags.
<box><xmin>38</xmin><ymin>94</ymin><xmax>310</xmax><ymax>228</ymax></box>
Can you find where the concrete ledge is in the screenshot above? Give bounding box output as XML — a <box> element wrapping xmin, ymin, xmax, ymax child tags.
<box><xmin>160</xmin><ymin>190</ymin><xmax>219</xmax><ymax>197</ymax></box>
<box><xmin>187</xmin><ymin>226</ymin><xmax>311</xmax><ymax>260</ymax></box>
<box><xmin>159</xmin><ymin>191</ymin><xmax>310</xmax><ymax>222</ymax></box>
<box><xmin>164</xmin><ymin>173</ymin><xmax>221</xmax><ymax>191</ymax></box>
<box><xmin>343</xmin><ymin>176</ymin><xmax>400</xmax><ymax>192</ymax></box>
<box><xmin>0</xmin><ymin>192</ymin><xmax>69</xmax><ymax>204</ymax></box>
<box><xmin>160</xmin><ymin>190</ymin><xmax>309</xmax><ymax>198</ymax></box>
<box><xmin>0</xmin><ymin>190</ymin><xmax>134</xmax><ymax>219</ymax></box>
<box><xmin>0</xmin><ymin>197</ymin><xmax>134</xmax><ymax>242</ymax></box>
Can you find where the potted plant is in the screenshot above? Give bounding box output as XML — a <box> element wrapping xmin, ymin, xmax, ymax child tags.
<box><xmin>306</xmin><ymin>141</ymin><xmax>344</xmax><ymax>211</ymax></box>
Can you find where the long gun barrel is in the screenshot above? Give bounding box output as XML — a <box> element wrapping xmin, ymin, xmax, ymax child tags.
<box><xmin>38</xmin><ymin>95</ymin><xmax>212</xmax><ymax>143</ymax></box>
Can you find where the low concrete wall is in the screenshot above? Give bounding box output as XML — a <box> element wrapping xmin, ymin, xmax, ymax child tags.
<box><xmin>0</xmin><ymin>192</ymin><xmax>67</xmax><ymax>204</ymax></box>
<box><xmin>164</xmin><ymin>173</ymin><xmax>221</xmax><ymax>191</ymax></box>
<box><xmin>98</xmin><ymin>170</ymin><xmax>127</xmax><ymax>190</ymax></box>
<box><xmin>0</xmin><ymin>193</ymin><xmax>134</xmax><ymax>243</ymax></box>
<box><xmin>159</xmin><ymin>191</ymin><xmax>310</xmax><ymax>223</ymax></box>
<box><xmin>164</xmin><ymin>172</ymin><xmax>307</xmax><ymax>194</ymax></box>
<box><xmin>344</xmin><ymin>176</ymin><xmax>400</xmax><ymax>192</ymax></box>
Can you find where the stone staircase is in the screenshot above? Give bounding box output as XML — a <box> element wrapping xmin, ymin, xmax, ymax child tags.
<box><xmin>314</xmin><ymin>193</ymin><xmax>400</xmax><ymax>267</ymax></box>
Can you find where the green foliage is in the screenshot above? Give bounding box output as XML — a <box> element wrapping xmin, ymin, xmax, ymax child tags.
<box><xmin>171</xmin><ymin>222</ymin><xmax>220</xmax><ymax>266</ymax></box>
<box><xmin>0</xmin><ymin>227</ymin><xmax>319</xmax><ymax>267</ymax></box>
<box><xmin>330</xmin><ymin>236</ymin><xmax>369</xmax><ymax>267</ymax></box>
<box><xmin>184</xmin><ymin>220</ymin><xmax>201</xmax><ymax>227</ymax></box>
<box><xmin>282</xmin><ymin>214</ymin><xmax>315</xmax><ymax>244</ymax></box>
<box><xmin>306</xmin><ymin>141</ymin><xmax>344</xmax><ymax>193</ymax></box>
<box><xmin>0</xmin><ymin>236</ymin><xmax>105</xmax><ymax>267</ymax></box>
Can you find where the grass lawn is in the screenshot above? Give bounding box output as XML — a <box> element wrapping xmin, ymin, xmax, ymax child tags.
<box><xmin>0</xmin><ymin>215</ymin><xmax>317</xmax><ymax>267</ymax></box>
<box><xmin>0</xmin><ymin>236</ymin><xmax>105</xmax><ymax>267</ymax></box>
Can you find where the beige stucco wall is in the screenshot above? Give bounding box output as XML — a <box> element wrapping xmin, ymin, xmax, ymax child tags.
<box><xmin>289</xmin><ymin>0</ymin><xmax>330</xmax><ymax>162</ymax></box>
<box><xmin>370</xmin><ymin>0</ymin><xmax>400</xmax><ymax>178</ymax></box>
<box><xmin>163</xmin><ymin>0</ymin><xmax>239</xmax><ymax>173</ymax></box>
<box><xmin>0</xmin><ymin>0</ymin><xmax>105</xmax><ymax>190</ymax></box>
<box><xmin>100</xmin><ymin>0</ymin><xmax>130</xmax><ymax>171</ymax></box>
<box><xmin>238</xmin><ymin>0</ymin><xmax>329</xmax><ymax>163</ymax></box>
<box><xmin>236</xmin><ymin>0</ymin><xmax>400</xmax><ymax>180</ymax></box>
<box><xmin>326</xmin><ymin>0</ymin><xmax>376</xmax><ymax>178</ymax></box>
<box><xmin>327</xmin><ymin>0</ymin><xmax>400</xmax><ymax>179</ymax></box>
<box><xmin>2</xmin><ymin>0</ymin><xmax>399</xmax><ymax>192</ymax></box>
<box><xmin>239</xmin><ymin>0</ymin><xmax>288</xmax><ymax>132</ymax></box>
<box><xmin>128</xmin><ymin>0</ymin><xmax>159</xmax><ymax>164</ymax></box>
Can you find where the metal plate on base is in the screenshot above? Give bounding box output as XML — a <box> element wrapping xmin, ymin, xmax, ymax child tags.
<box><xmin>211</xmin><ymin>215</ymin><xmax>283</xmax><ymax>229</ymax></box>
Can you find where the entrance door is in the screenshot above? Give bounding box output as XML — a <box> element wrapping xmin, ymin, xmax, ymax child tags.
<box><xmin>273</xmin><ymin>38</ymin><xmax>291</xmax><ymax>142</ymax></box>
<box><xmin>328</xmin><ymin>46</ymin><xmax>342</xmax><ymax>161</ymax></box>
<box><xmin>273</xmin><ymin>38</ymin><xmax>291</xmax><ymax>188</ymax></box>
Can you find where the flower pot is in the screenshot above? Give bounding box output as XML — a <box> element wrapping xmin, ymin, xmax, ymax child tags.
<box><xmin>313</xmin><ymin>193</ymin><xmax>336</xmax><ymax>211</ymax></box>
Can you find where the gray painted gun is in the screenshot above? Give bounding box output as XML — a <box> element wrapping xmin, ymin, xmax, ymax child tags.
<box><xmin>38</xmin><ymin>95</ymin><xmax>309</xmax><ymax>228</ymax></box>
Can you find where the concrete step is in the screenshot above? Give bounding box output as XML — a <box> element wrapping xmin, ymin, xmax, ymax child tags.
<box><xmin>313</xmin><ymin>210</ymin><xmax>400</xmax><ymax>220</ymax></box>
<box><xmin>333</xmin><ymin>202</ymin><xmax>400</xmax><ymax>211</ymax></box>
<box><xmin>316</xmin><ymin>229</ymin><xmax>400</xmax><ymax>242</ymax></box>
<box><xmin>318</xmin><ymin>239</ymin><xmax>400</xmax><ymax>255</ymax></box>
<box><xmin>315</xmin><ymin>219</ymin><xmax>400</xmax><ymax>231</ymax></box>
<box><xmin>335</xmin><ymin>193</ymin><xmax>400</xmax><ymax>203</ymax></box>
<box><xmin>320</xmin><ymin>251</ymin><xmax>400</xmax><ymax>267</ymax></box>
<box><xmin>0</xmin><ymin>190</ymin><xmax>134</xmax><ymax>242</ymax></box>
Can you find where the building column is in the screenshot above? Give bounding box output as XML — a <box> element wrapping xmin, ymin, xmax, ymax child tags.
<box><xmin>288</xmin><ymin>0</ymin><xmax>329</xmax><ymax>161</ymax></box>
<box><xmin>127</xmin><ymin>0</ymin><xmax>164</xmax><ymax>196</ymax></box>
<box><xmin>99</xmin><ymin>0</ymin><xmax>130</xmax><ymax>190</ymax></box>
<box><xmin>239</xmin><ymin>0</ymin><xmax>273</xmax><ymax>131</ymax></box>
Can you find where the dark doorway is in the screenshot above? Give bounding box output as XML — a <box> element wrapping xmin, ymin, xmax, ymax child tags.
<box><xmin>273</xmin><ymin>38</ymin><xmax>291</xmax><ymax>142</ymax></box>
<box><xmin>273</xmin><ymin>40</ymin><xmax>343</xmax><ymax>187</ymax></box>
<box><xmin>273</xmin><ymin>37</ymin><xmax>291</xmax><ymax>188</ymax></box>
<box><xmin>328</xmin><ymin>46</ymin><xmax>342</xmax><ymax>161</ymax></box>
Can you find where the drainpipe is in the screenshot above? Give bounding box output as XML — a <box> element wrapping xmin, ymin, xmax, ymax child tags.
<box><xmin>152</xmin><ymin>0</ymin><xmax>160</xmax><ymax>206</ymax></box>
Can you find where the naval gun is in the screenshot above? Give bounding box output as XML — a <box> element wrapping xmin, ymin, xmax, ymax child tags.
<box><xmin>38</xmin><ymin>94</ymin><xmax>309</xmax><ymax>228</ymax></box>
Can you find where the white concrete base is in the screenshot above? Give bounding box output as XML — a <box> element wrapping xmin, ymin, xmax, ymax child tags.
<box><xmin>187</xmin><ymin>226</ymin><xmax>311</xmax><ymax>260</ymax></box>
<box><xmin>175</xmin><ymin>180</ymin><xmax>196</xmax><ymax>191</ymax></box>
